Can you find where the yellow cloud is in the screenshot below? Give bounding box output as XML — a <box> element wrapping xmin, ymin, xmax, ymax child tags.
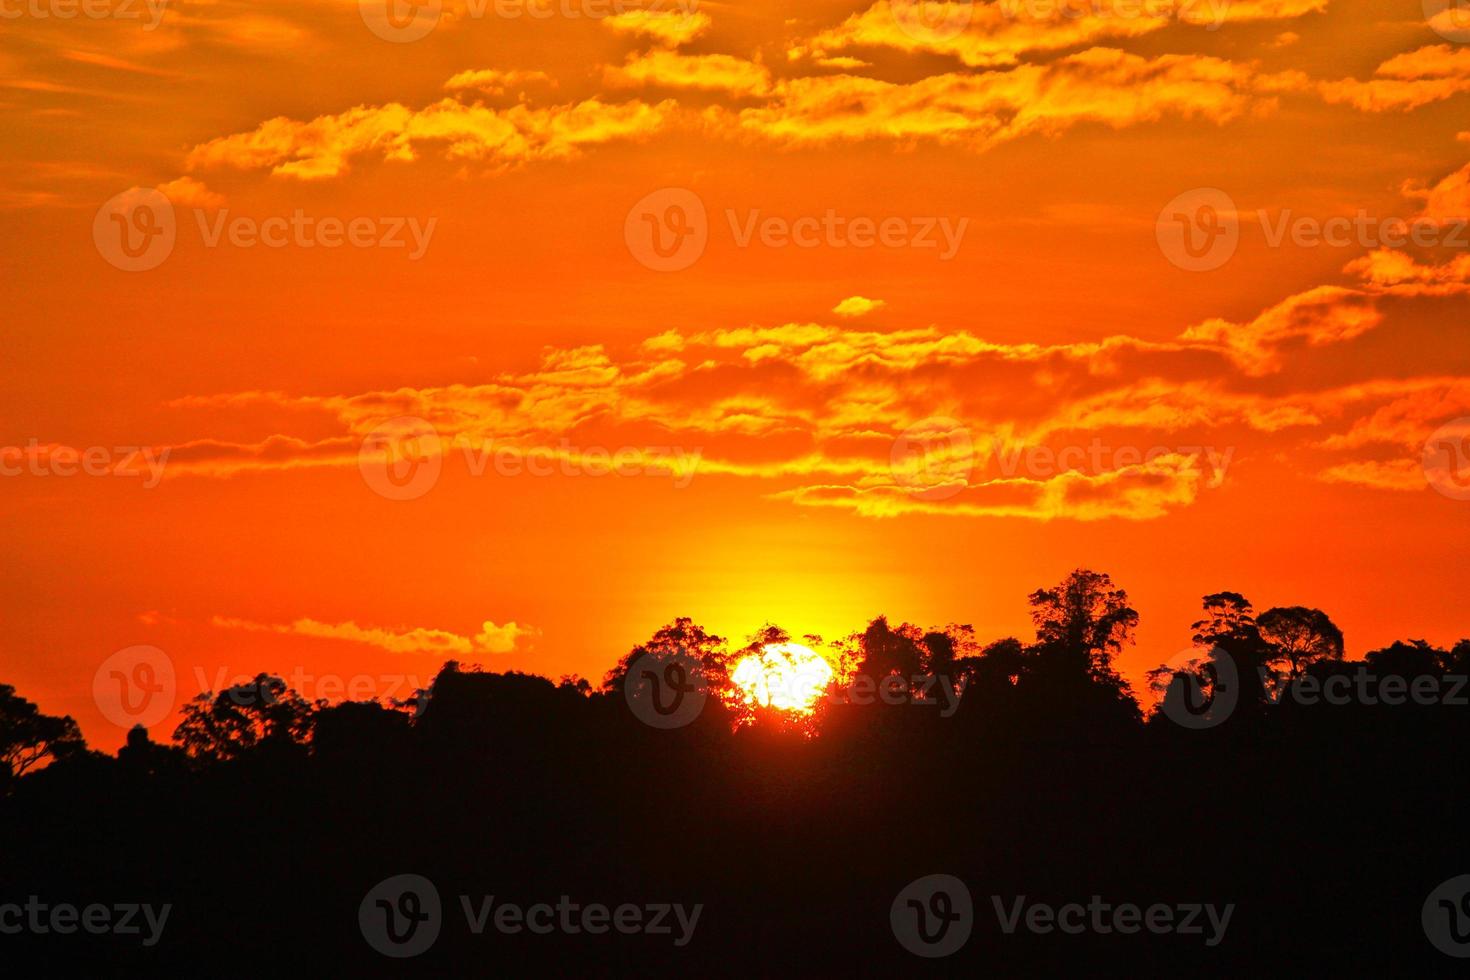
<box><xmin>211</xmin><ymin>615</ymin><xmax>538</xmax><ymax>654</ymax></box>
<box><xmin>604</xmin><ymin>51</ymin><xmax>773</xmax><ymax>97</ymax></box>
<box><xmin>833</xmin><ymin>296</ymin><xmax>886</xmax><ymax>317</ymax></box>
<box><xmin>603</xmin><ymin>9</ymin><xmax>711</xmax><ymax>46</ymax></box>
<box><xmin>443</xmin><ymin>68</ymin><xmax>554</xmax><ymax>95</ymax></box>
<box><xmin>1319</xmin><ymin>45</ymin><xmax>1470</xmax><ymax>111</ymax></box>
<box><xmin>186</xmin><ymin>96</ymin><xmax>676</xmax><ymax>179</ymax></box>
<box><xmin>733</xmin><ymin>49</ymin><xmax>1273</xmax><ymax>150</ymax></box>
<box><xmin>801</xmin><ymin>0</ymin><xmax>1326</xmax><ymax>69</ymax></box>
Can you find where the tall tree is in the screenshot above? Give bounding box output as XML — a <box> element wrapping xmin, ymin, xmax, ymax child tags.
<box><xmin>1028</xmin><ymin>569</ymin><xmax>1138</xmax><ymax>680</ymax></box>
<box><xmin>172</xmin><ymin>674</ymin><xmax>318</xmax><ymax>763</ymax></box>
<box><xmin>601</xmin><ymin>617</ymin><xmax>729</xmax><ymax>694</ymax></box>
<box><xmin>1258</xmin><ymin>606</ymin><xmax>1344</xmax><ymax>679</ymax></box>
<box><xmin>0</xmin><ymin>684</ymin><xmax>86</xmax><ymax>789</ymax></box>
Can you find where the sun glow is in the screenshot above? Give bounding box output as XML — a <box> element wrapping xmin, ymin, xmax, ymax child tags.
<box><xmin>730</xmin><ymin>642</ymin><xmax>835</xmax><ymax>714</ymax></box>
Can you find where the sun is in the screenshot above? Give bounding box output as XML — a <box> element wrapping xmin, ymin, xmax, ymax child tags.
<box><xmin>730</xmin><ymin>642</ymin><xmax>835</xmax><ymax>715</ymax></box>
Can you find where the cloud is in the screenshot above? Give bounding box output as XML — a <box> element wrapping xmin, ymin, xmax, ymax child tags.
<box><xmin>833</xmin><ymin>296</ymin><xmax>886</xmax><ymax>317</ymax></box>
<box><xmin>443</xmin><ymin>68</ymin><xmax>554</xmax><ymax>95</ymax></box>
<box><xmin>798</xmin><ymin>0</ymin><xmax>1327</xmax><ymax>69</ymax></box>
<box><xmin>474</xmin><ymin>621</ymin><xmax>540</xmax><ymax>653</ymax></box>
<box><xmin>89</xmin><ymin>243</ymin><xmax>1470</xmax><ymax>520</ymax></box>
<box><xmin>778</xmin><ymin>452</ymin><xmax>1210</xmax><ymax>521</ymax></box>
<box><xmin>1316</xmin><ymin>458</ymin><xmax>1426</xmax><ymax>491</ymax></box>
<box><xmin>731</xmin><ymin>49</ymin><xmax>1278</xmax><ymax>150</ymax></box>
<box><xmin>1319</xmin><ymin>45</ymin><xmax>1470</xmax><ymax>112</ymax></box>
<box><xmin>604</xmin><ymin>51</ymin><xmax>773</xmax><ymax>97</ymax></box>
<box><xmin>1343</xmin><ymin>249</ymin><xmax>1470</xmax><ymax>297</ymax></box>
<box><xmin>211</xmin><ymin>615</ymin><xmax>538</xmax><ymax>655</ymax></box>
<box><xmin>157</xmin><ymin>176</ymin><xmax>224</xmax><ymax>209</ymax></box>
<box><xmin>603</xmin><ymin>9</ymin><xmax>711</xmax><ymax>46</ymax></box>
<box><xmin>186</xmin><ymin>95</ymin><xmax>676</xmax><ymax>179</ymax></box>
<box><xmin>1178</xmin><ymin>285</ymin><xmax>1381</xmax><ymax>376</ymax></box>
<box><xmin>1401</xmin><ymin>156</ymin><xmax>1470</xmax><ymax>225</ymax></box>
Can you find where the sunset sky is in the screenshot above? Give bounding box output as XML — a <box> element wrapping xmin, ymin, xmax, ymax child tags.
<box><xmin>3</xmin><ymin>0</ymin><xmax>1469</xmax><ymax>748</ymax></box>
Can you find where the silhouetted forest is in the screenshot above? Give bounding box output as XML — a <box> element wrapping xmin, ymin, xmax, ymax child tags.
<box><xmin>3</xmin><ymin>569</ymin><xmax>1468</xmax><ymax>975</ymax></box>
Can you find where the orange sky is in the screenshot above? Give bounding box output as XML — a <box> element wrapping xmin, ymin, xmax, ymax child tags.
<box><xmin>3</xmin><ymin>0</ymin><xmax>1469</xmax><ymax>749</ymax></box>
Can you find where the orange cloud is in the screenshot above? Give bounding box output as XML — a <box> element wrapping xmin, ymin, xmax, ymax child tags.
<box><xmin>604</xmin><ymin>51</ymin><xmax>773</xmax><ymax>97</ymax></box>
<box><xmin>603</xmin><ymin>9</ymin><xmax>711</xmax><ymax>46</ymax></box>
<box><xmin>1178</xmin><ymin>285</ymin><xmax>1380</xmax><ymax>376</ymax></box>
<box><xmin>733</xmin><ymin>49</ymin><xmax>1276</xmax><ymax>149</ymax></box>
<box><xmin>186</xmin><ymin>95</ymin><xmax>676</xmax><ymax>179</ymax></box>
<box><xmin>1319</xmin><ymin>45</ymin><xmax>1470</xmax><ymax>111</ymax></box>
<box><xmin>799</xmin><ymin>0</ymin><xmax>1327</xmax><ymax>69</ymax></box>
<box><xmin>443</xmin><ymin>68</ymin><xmax>554</xmax><ymax>95</ymax></box>
<box><xmin>211</xmin><ymin>615</ymin><xmax>538</xmax><ymax>655</ymax></box>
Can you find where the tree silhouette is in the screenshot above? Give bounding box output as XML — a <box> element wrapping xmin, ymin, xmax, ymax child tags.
<box><xmin>0</xmin><ymin>684</ymin><xmax>85</xmax><ymax>791</ymax></box>
<box><xmin>1</xmin><ymin>570</ymin><xmax>1467</xmax><ymax>974</ymax></box>
<box><xmin>171</xmin><ymin>673</ymin><xmax>318</xmax><ymax>762</ymax></box>
<box><xmin>601</xmin><ymin>617</ymin><xmax>730</xmax><ymax>694</ymax></box>
<box><xmin>1187</xmin><ymin>591</ymin><xmax>1273</xmax><ymax>715</ymax></box>
<box><xmin>1028</xmin><ymin>568</ymin><xmax>1138</xmax><ymax>682</ymax></box>
<box><xmin>1258</xmin><ymin>606</ymin><xmax>1344</xmax><ymax>680</ymax></box>
<box><xmin>855</xmin><ymin>616</ymin><xmax>925</xmax><ymax>679</ymax></box>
